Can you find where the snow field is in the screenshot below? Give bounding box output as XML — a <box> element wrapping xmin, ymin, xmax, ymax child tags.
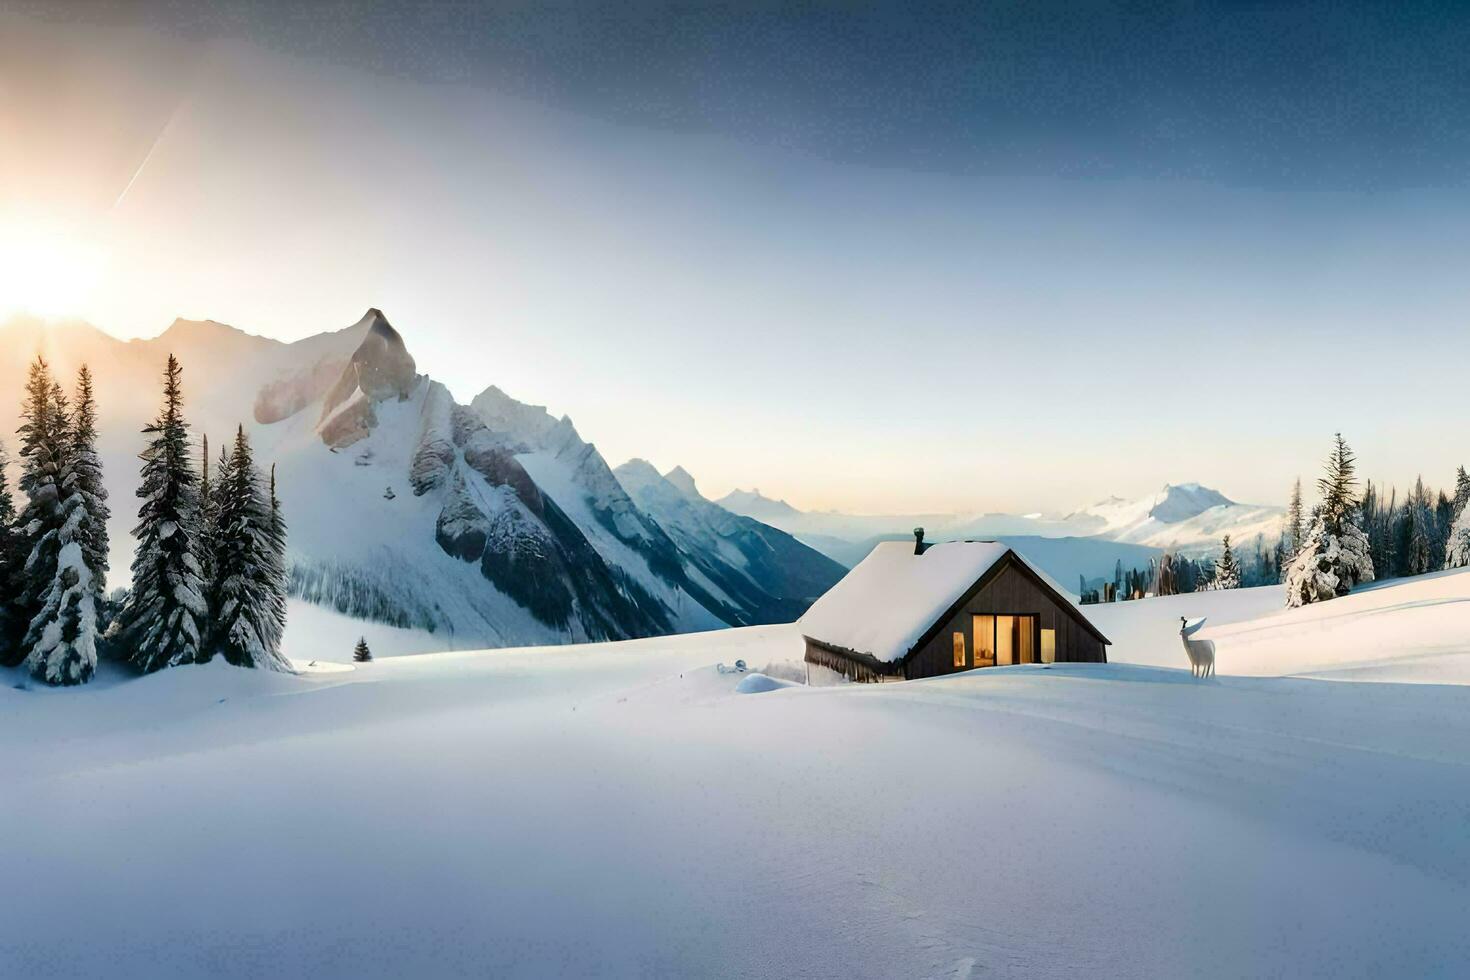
<box><xmin>4</xmin><ymin>574</ymin><xmax>1470</xmax><ymax>977</ymax></box>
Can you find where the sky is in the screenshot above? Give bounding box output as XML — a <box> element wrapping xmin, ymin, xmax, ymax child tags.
<box><xmin>3</xmin><ymin>1</ymin><xmax>1470</xmax><ymax>515</ymax></box>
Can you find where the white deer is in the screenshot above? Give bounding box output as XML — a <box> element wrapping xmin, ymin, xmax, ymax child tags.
<box><xmin>1179</xmin><ymin>617</ymin><xmax>1215</xmax><ymax>678</ymax></box>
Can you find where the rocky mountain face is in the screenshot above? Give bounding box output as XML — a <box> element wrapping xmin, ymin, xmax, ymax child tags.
<box><xmin>615</xmin><ymin>459</ymin><xmax>847</xmax><ymax>624</ymax></box>
<box><xmin>1</xmin><ymin>309</ymin><xmax>844</xmax><ymax>648</ymax></box>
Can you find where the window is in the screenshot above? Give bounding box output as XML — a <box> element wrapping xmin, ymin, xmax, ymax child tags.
<box><xmin>1041</xmin><ymin>628</ymin><xmax>1057</xmax><ymax>664</ymax></box>
<box><xmin>996</xmin><ymin>615</ymin><xmax>1016</xmax><ymax>665</ymax></box>
<box><xmin>973</xmin><ymin>615</ymin><xmax>996</xmax><ymax>667</ymax></box>
<box><xmin>1016</xmin><ymin>617</ymin><xmax>1036</xmax><ymax>664</ymax></box>
<box><xmin>995</xmin><ymin>615</ymin><xmax>1038</xmax><ymax>665</ymax></box>
<box><xmin>952</xmin><ymin>632</ymin><xmax>966</xmax><ymax>668</ymax></box>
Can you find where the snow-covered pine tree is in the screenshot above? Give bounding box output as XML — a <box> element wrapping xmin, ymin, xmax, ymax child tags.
<box><xmin>117</xmin><ymin>355</ymin><xmax>209</xmax><ymax>673</ymax></box>
<box><xmin>3</xmin><ymin>364</ymin><xmax>58</xmax><ymax>669</ymax></box>
<box><xmin>199</xmin><ymin>433</ymin><xmax>218</xmax><ymax>586</ymax></box>
<box><xmin>1286</xmin><ymin>478</ymin><xmax>1305</xmax><ymax>559</ymax></box>
<box><xmin>353</xmin><ymin>637</ymin><xmax>372</xmax><ymax>662</ymax></box>
<box><xmin>262</xmin><ymin>463</ymin><xmax>289</xmax><ymax>660</ymax></box>
<box><xmin>1317</xmin><ymin>435</ymin><xmax>1358</xmax><ymax>534</ymax></box>
<box><xmin>1284</xmin><ymin>434</ymin><xmax>1374</xmax><ymax>607</ymax></box>
<box><xmin>0</xmin><ymin>439</ymin><xmax>20</xmax><ymax>662</ymax></box>
<box><xmin>207</xmin><ymin>427</ymin><xmax>291</xmax><ymax>671</ymax></box>
<box><xmin>1215</xmin><ymin>534</ymin><xmax>1241</xmax><ymax>589</ymax></box>
<box><xmin>1452</xmin><ymin>465</ymin><xmax>1470</xmax><ymax>519</ymax></box>
<box><xmin>19</xmin><ymin>374</ymin><xmax>102</xmax><ymax>685</ymax></box>
<box><xmin>1433</xmin><ymin>490</ymin><xmax>1453</xmax><ymax>569</ymax></box>
<box><xmin>6</xmin><ymin>359</ymin><xmax>71</xmax><ymax>670</ymax></box>
<box><xmin>1405</xmin><ymin>477</ymin><xmax>1434</xmax><ymax>576</ymax></box>
<box><xmin>1378</xmin><ymin>486</ymin><xmax>1400</xmax><ymax>578</ymax></box>
<box><xmin>71</xmin><ymin>366</ymin><xmax>110</xmax><ymax>610</ymax></box>
<box><xmin>1445</xmin><ymin>504</ymin><xmax>1470</xmax><ymax>569</ymax></box>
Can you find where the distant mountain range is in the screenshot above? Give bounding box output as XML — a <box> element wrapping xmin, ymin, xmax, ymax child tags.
<box><xmin>716</xmin><ymin>481</ymin><xmax>1284</xmax><ymax>579</ymax></box>
<box><xmin>0</xmin><ymin>310</ymin><xmax>844</xmax><ymax>648</ymax></box>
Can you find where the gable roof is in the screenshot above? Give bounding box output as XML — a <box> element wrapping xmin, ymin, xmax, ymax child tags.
<box><xmin>799</xmin><ymin>540</ymin><xmax>1109</xmax><ymax>664</ymax></box>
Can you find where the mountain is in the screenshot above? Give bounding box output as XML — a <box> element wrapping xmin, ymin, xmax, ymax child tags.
<box><xmin>0</xmin><ymin>310</ymin><xmax>842</xmax><ymax>648</ymax></box>
<box><xmin>614</xmin><ymin>461</ymin><xmax>847</xmax><ymax>623</ymax></box>
<box><xmin>717</xmin><ymin>480</ymin><xmax>1283</xmax><ymax>581</ymax></box>
<box><xmin>1064</xmin><ymin>483</ymin><xmax>1283</xmax><ymax>554</ymax></box>
<box><xmin>467</xmin><ymin>385</ymin><xmax>810</xmax><ymax>630</ymax></box>
<box><xmin>714</xmin><ymin>488</ymin><xmax>801</xmax><ymax>522</ymax></box>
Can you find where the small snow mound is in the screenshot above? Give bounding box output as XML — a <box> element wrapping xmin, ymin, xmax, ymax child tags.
<box><xmin>734</xmin><ymin>672</ymin><xmax>797</xmax><ymax>694</ymax></box>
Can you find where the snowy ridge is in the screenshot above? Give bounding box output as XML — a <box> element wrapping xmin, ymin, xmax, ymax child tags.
<box><xmin>614</xmin><ymin>459</ymin><xmax>849</xmax><ymax>625</ymax></box>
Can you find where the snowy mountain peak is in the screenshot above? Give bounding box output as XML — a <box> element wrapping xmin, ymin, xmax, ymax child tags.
<box><xmin>316</xmin><ymin>309</ymin><xmax>419</xmax><ymax>447</ymax></box>
<box><xmin>664</xmin><ymin>466</ymin><xmax>701</xmax><ymax>499</ymax></box>
<box><xmin>615</xmin><ymin>458</ymin><xmax>662</xmax><ymax>487</ymax></box>
<box><xmin>1148</xmin><ymin>483</ymin><xmax>1234</xmax><ymax>524</ymax></box>
<box><xmin>469</xmin><ymin>385</ymin><xmax>582</xmax><ymax>453</ymax></box>
<box><xmin>716</xmin><ymin>487</ymin><xmax>800</xmax><ymax>519</ymax></box>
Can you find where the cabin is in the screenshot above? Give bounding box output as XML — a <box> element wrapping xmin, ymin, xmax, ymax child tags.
<box><xmin>800</xmin><ymin>531</ymin><xmax>1110</xmax><ymax>683</ymax></box>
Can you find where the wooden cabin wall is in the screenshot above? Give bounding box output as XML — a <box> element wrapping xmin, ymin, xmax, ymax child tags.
<box><xmin>905</xmin><ymin>562</ymin><xmax>1105</xmax><ymax>679</ymax></box>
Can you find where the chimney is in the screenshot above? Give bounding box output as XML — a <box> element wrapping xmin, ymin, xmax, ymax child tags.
<box><xmin>913</xmin><ymin>527</ymin><xmax>926</xmax><ymax>555</ymax></box>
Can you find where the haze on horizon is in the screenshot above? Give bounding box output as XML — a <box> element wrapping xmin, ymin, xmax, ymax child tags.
<box><xmin>4</xmin><ymin>1</ymin><xmax>1470</xmax><ymax>516</ymax></box>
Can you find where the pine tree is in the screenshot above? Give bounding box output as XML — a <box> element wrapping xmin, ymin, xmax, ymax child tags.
<box><xmin>207</xmin><ymin>427</ymin><xmax>291</xmax><ymax>671</ymax></box>
<box><xmin>1284</xmin><ymin>435</ymin><xmax>1374</xmax><ymax>606</ymax></box>
<box><xmin>1216</xmin><ymin>534</ymin><xmax>1241</xmax><ymax>589</ymax></box>
<box><xmin>71</xmin><ymin>366</ymin><xmax>110</xmax><ymax>610</ymax></box>
<box><xmin>353</xmin><ymin>637</ymin><xmax>372</xmax><ymax>662</ymax></box>
<box><xmin>117</xmin><ymin>355</ymin><xmax>209</xmax><ymax>673</ymax></box>
<box><xmin>1405</xmin><ymin>477</ymin><xmax>1434</xmax><ymax>576</ymax></box>
<box><xmin>5</xmin><ymin>361</ymin><xmax>51</xmax><ymax>665</ymax></box>
<box><xmin>1445</xmin><ymin>505</ymin><xmax>1470</xmax><ymax>570</ymax></box>
<box><xmin>264</xmin><ymin>464</ymin><xmax>289</xmax><ymax>655</ymax></box>
<box><xmin>1286</xmin><ymin>478</ymin><xmax>1305</xmax><ymax>558</ymax></box>
<box><xmin>0</xmin><ymin>439</ymin><xmax>21</xmax><ymax>662</ymax></box>
<box><xmin>1454</xmin><ymin>466</ymin><xmax>1470</xmax><ymax>520</ymax></box>
<box><xmin>1433</xmin><ymin>490</ymin><xmax>1454</xmax><ymax>570</ymax></box>
<box><xmin>17</xmin><ymin>371</ymin><xmax>102</xmax><ymax>685</ymax></box>
<box><xmin>7</xmin><ymin>360</ymin><xmax>70</xmax><ymax>670</ymax></box>
<box><xmin>1317</xmin><ymin>434</ymin><xmax>1358</xmax><ymax>536</ymax></box>
<box><xmin>199</xmin><ymin>433</ymin><xmax>219</xmax><ymax>587</ymax></box>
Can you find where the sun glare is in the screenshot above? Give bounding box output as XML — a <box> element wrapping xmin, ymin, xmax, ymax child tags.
<box><xmin>0</xmin><ymin>220</ymin><xmax>109</xmax><ymax>321</ymax></box>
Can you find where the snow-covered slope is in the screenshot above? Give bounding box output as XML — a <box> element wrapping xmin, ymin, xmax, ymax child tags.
<box><xmin>1087</xmin><ymin>565</ymin><xmax>1470</xmax><ymax>683</ymax></box>
<box><xmin>5</xmin><ymin>571</ymin><xmax>1469</xmax><ymax>977</ymax></box>
<box><xmin>615</xmin><ymin>459</ymin><xmax>848</xmax><ymax>625</ymax></box>
<box><xmin>467</xmin><ymin>386</ymin><xmax>727</xmax><ymax>633</ymax></box>
<box><xmin>1</xmin><ymin>310</ymin><xmax>839</xmax><ymax>649</ymax></box>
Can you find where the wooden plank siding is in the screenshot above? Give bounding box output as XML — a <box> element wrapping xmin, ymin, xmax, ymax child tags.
<box><xmin>904</xmin><ymin>561</ymin><xmax>1106</xmax><ymax>678</ymax></box>
<box><xmin>803</xmin><ymin>550</ymin><xmax>1108</xmax><ymax>682</ymax></box>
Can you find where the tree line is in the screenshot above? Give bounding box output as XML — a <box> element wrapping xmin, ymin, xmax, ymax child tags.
<box><xmin>1280</xmin><ymin>434</ymin><xmax>1470</xmax><ymax>607</ymax></box>
<box><xmin>1083</xmin><ymin>433</ymin><xmax>1470</xmax><ymax>608</ymax></box>
<box><xmin>0</xmin><ymin>354</ymin><xmax>290</xmax><ymax>685</ymax></box>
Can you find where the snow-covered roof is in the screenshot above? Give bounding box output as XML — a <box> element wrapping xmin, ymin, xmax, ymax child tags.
<box><xmin>800</xmin><ymin>541</ymin><xmax>1016</xmax><ymax>663</ymax></box>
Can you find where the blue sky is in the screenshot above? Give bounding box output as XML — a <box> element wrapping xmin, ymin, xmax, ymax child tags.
<box><xmin>4</xmin><ymin>2</ymin><xmax>1470</xmax><ymax>513</ymax></box>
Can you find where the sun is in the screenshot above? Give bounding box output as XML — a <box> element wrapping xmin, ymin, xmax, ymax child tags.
<box><xmin>0</xmin><ymin>219</ymin><xmax>109</xmax><ymax>321</ymax></box>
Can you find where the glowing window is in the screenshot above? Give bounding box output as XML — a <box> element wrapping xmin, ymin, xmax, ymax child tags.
<box><xmin>952</xmin><ymin>631</ymin><xmax>966</xmax><ymax>668</ymax></box>
<box><xmin>1041</xmin><ymin>628</ymin><xmax>1057</xmax><ymax>664</ymax></box>
<box><xmin>973</xmin><ymin>615</ymin><xmax>996</xmax><ymax>666</ymax></box>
